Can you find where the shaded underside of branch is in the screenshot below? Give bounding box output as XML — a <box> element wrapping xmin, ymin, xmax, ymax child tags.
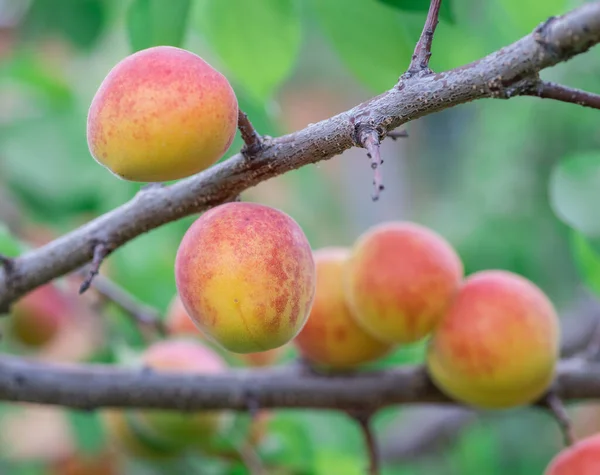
<box><xmin>0</xmin><ymin>3</ymin><xmax>599</xmax><ymax>309</ymax></box>
<box><xmin>0</xmin><ymin>357</ymin><xmax>596</xmax><ymax>412</ymax></box>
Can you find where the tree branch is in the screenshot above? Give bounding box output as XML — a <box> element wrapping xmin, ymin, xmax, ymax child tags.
<box><xmin>238</xmin><ymin>109</ymin><xmax>264</xmax><ymax>157</ymax></box>
<box><xmin>0</xmin><ymin>3</ymin><xmax>599</xmax><ymax>310</ymax></box>
<box><xmin>0</xmin><ymin>356</ymin><xmax>596</xmax><ymax>412</ymax></box>
<box><xmin>88</xmin><ymin>273</ymin><xmax>167</xmax><ymax>337</ymax></box>
<box><xmin>522</xmin><ymin>81</ymin><xmax>600</xmax><ymax>109</ymax></box>
<box><xmin>405</xmin><ymin>0</ymin><xmax>442</xmax><ymax>77</ymax></box>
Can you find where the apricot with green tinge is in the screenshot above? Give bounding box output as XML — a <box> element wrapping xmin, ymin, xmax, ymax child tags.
<box><xmin>133</xmin><ymin>339</ymin><xmax>227</xmax><ymax>448</ymax></box>
<box><xmin>344</xmin><ymin>222</ymin><xmax>463</xmax><ymax>344</ymax></box>
<box><xmin>87</xmin><ymin>45</ymin><xmax>238</xmax><ymax>182</ymax></box>
<box><xmin>426</xmin><ymin>270</ymin><xmax>560</xmax><ymax>409</ymax></box>
<box><xmin>294</xmin><ymin>247</ymin><xmax>393</xmax><ymax>369</ymax></box>
<box><xmin>175</xmin><ymin>202</ymin><xmax>316</xmax><ymax>353</ymax></box>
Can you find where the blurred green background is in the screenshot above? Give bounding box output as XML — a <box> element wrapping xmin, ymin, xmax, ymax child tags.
<box><xmin>1</xmin><ymin>0</ymin><xmax>600</xmax><ymax>474</ymax></box>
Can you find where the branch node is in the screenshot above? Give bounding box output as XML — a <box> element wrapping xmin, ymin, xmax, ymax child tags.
<box><xmin>79</xmin><ymin>242</ymin><xmax>112</xmax><ymax>294</ymax></box>
<box><xmin>544</xmin><ymin>391</ymin><xmax>576</xmax><ymax>447</ymax></box>
<box><xmin>349</xmin><ymin>410</ymin><xmax>380</xmax><ymax>475</ymax></box>
<box><xmin>403</xmin><ymin>0</ymin><xmax>442</xmax><ymax>78</ymax></box>
<box><xmin>238</xmin><ymin>109</ymin><xmax>264</xmax><ymax>158</ymax></box>
<box><xmin>0</xmin><ymin>254</ymin><xmax>14</xmax><ymax>273</ymax></box>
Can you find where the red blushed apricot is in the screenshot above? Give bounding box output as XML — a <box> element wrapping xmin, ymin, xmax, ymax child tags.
<box><xmin>175</xmin><ymin>202</ymin><xmax>316</xmax><ymax>354</ymax></box>
<box><xmin>132</xmin><ymin>339</ymin><xmax>228</xmax><ymax>449</ymax></box>
<box><xmin>426</xmin><ymin>270</ymin><xmax>560</xmax><ymax>409</ymax></box>
<box><xmin>166</xmin><ymin>294</ymin><xmax>285</xmax><ymax>366</ymax></box>
<box><xmin>87</xmin><ymin>46</ymin><xmax>238</xmax><ymax>182</ymax></box>
<box><xmin>294</xmin><ymin>247</ymin><xmax>393</xmax><ymax>369</ymax></box>
<box><xmin>544</xmin><ymin>433</ymin><xmax>600</xmax><ymax>475</ymax></box>
<box><xmin>344</xmin><ymin>222</ymin><xmax>463</xmax><ymax>344</ymax></box>
<box><xmin>8</xmin><ymin>284</ymin><xmax>69</xmax><ymax>347</ymax></box>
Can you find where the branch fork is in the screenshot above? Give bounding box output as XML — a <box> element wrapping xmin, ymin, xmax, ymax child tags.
<box><xmin>238</xmin><ymin>109</ymin><xmax>264</xmax><ymax>158</ymax></box>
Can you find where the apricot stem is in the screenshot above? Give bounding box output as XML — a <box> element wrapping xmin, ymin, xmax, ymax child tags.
<box><xmin>544</xmin><ymin>392</ymin><xmax>576</xmax><ymax>447</ymax></box>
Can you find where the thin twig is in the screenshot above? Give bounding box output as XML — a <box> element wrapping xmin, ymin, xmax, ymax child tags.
<box><xmin>405</xmin><ymin>0</ymin><xmax>442</xmax><ymax>76</ymax></box>
<box><xmin>353</xmin><ymin>413</ymin><xmax>380</xmax><ymax>475</ymax></box>
<box><xmin>235</xmin><ymin>440</ymin><xmax>265</xmax><ymax>475</ymax></box>
<box><xmin>238</xmin><ymin>109</ymin><xmax>264</xmax><ymax>157</ymax></box>
<box><xmin>79</xmin><ymin>243</ymin><xmax>111</xmax><ymax>294</ymax></box>
<box><xmin>387</xmin><ymin>130</ymin><xmax>409</xmax><ymax>140</ymax></box>
<box><xmin>522</xmin><ymin>81</ymin><xmax>600</xmax><ymax>109</ymax></box>
<box><xmin>88</xmin><ymin>273</ymin><xmax>166</xmax><ymax>337</ymax></box>
<box><xmin>544</xmin><ymin>391</ymin><xmax>576</xmax><ymax>447</ymax></box>
<box><xmin>359</xmin><ymin>129</ymin><xmax>385</xmax><ymax>201</ymax></box>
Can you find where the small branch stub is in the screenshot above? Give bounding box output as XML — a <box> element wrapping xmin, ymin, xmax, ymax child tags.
<box><xmin>404</xmin><ymin>0</ymin><xmax>443</xmax><ymax>77</ymax></box>
<box><xmin>238</xmin><ymin>109</ymin><xmax>264</xmax><ymax>157</ymax></box>
<box><xmin>79</xmin><ymin>243</ymin><xmax>111</xmax><ymax>294</ymax></box>
<box><xmin>387</xmin><ymin>130</ymin><xmax>409</xmax><ymax>141</ymax></box>
<box><xmin>544</xmin><ymin>391</ymin><xmax>576</xmax><ymax>447</ymax></box>
<box><xmin>359</xmin><ymin>129</ymin><xmax>385</xmax><ymax>201</ymax></box>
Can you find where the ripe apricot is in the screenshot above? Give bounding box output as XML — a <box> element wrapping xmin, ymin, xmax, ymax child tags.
<box><xmin>87</xmin><ymin>45</ymin><xmax>238</xmax><ymax>182</ymax></box>
<box><xmin>8</xmin><ymin>284</ymin><xmax>69</xmax><ymax>347</ymax></box>
<box><xmin>294</xmin><ymin>247</ymin><xmax>393</xmax><ymax>369</ymax></box>
<box><xmin>426</xmin><ymin>270</ymin><xmax>560</xmax><ymax>409</ymax></box>
<box><xmin>544</xmin><ymin>433</ymin><xmax>600</xmax><ymax>475</ymax></box>
<box><xmin>344</xmin><ymin>222</ymin><xmax>463</xmax><ymax>344</ymax></box>
<box><xmin>133</xmin><ymin>339</ymin><xmax>227</xmax><ymax>448</ymax></box>
<box><xmin>175</xmin><ymin>202</ymin><xmax>316</xmax><ymax>353</ymax></box>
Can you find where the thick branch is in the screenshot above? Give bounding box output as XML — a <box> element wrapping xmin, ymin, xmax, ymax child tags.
<box><xmin>522</xmin><ymin>81</ymin><xmax>600</xmax><ymax>109</ymax></box>
<box><xmin>406</xmin><ymin>0</ymin><xmax>442</xmax><ymax>76</ymax></box>
<box><xmin>0</xmin><ymin>357</ymin><xmax>596</xmax><ymax>411</ymax></box>
<box><xmin>0</xmin><ymin>3</ymin><xmax>599</xmax><ymax>309</ymax></box>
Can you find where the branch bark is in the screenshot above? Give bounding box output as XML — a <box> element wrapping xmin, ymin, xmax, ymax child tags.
<box><xmin>523</xmin><ymin>81</ymin><xmax>600</xmax><ymax>109</ymax></box>
<box><xmin>405</xmin><ymin>0</ymin><xmax>442</xmax><ymax>76</ymax></box>
<box><xmin>0</xmin><ymin>356</ymin><xmax>595</xmax><ymax>412</ymax></box>
<box><xmin>0</xmin><ymin>2</ymin><xmax>599</xmax><ymax>309</ymax></box>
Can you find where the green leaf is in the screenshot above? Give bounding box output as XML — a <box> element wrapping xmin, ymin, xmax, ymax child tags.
<box><xmin>66</xmin><ymin>410</ymin><xmax>105</xmax><ymax>455</ymax></box>
<box><xmin>314</xmin><ymin>450</ymin><xmax>364</xmax><ymax>475</ymax></box>
<box><xmin>0</xmin><ymin>225</ymin><xmax>24</xmax><ymax>258</ymax></box>
<box><xmin>20</xmin><ymin>0</ymin><xmax>107</xmax><ymax>50</ymax></box>
<box><xmin>127</xmin><ymin>0</ymin><xmax>192</xmax><ymax>52</ymax></box>
<box><xmin>377</xmin><ymin>0</ymin><xmax>455</xmax><ymax>23</ymax></box>
<box><xmin>195</xmin><ymin>0</ymin><xmax>302</xmax><ymax>102</ymax></box>
<box><xmin>549</xmin><ymin>151</ymin><xmax>600</xmax><ymax>238</ymax></box>
<box><xmin>311</xmin><ymin>0</ymin><xmax>413</xmax><ymax>93</ymax></box>
<box><xmin>570</xmin><ymin>229</ymin><xmax>600</xmax><ymax>297</ymax></box>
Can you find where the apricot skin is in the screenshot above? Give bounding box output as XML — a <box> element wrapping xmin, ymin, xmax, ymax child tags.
<box><xmin>87</xmin><ymin>45</ymin><xmax>238</xmax><ymax>182</ymax></box>
<box><xmin>544</xmin><ymin>433</ymin><xmax>600</xmax><ymax>475</ymax></box>
<box><xmin>9</xmin><ymin>284</ymin><xmax>68</xmax><ymax>347</ymax></box>
<box><xmin>426</xmin><ymin>270</ymin><xmax>560</xmax><ymax>409</ymax></box>
<box><xmin>175</xmin><ymin>202</ymin><xmax>316</xmax><ymax>353</ymax></box>
<box><xmin>344</xmin><ymin>222</ymin><xmax>463</xmax><ymax>344</ymax></box>
<box><xmin>294</xmin><ymin>247</ymin><xmax>393</xmax><ymax>369</ymax></box>
<box><xmin>133</xmin><ymin>339</ymin><xmax>227</xmax><ymax>447</ymax></box>
<box><xmin>166</xmin><ymin>294</ymin><xmax>285</xmax><ymax>366</ymax></box>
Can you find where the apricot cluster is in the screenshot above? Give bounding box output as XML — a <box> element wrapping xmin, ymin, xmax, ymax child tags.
<box><xmin>292</xmin><ymin>221</ymin><xmax>560</xmax><ymax>410</ymax></box>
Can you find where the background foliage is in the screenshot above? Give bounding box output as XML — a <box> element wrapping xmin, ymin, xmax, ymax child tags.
<box><xmin>0</xmin><ymin>0</ymin><xmax>599</xmax><ymax>474</ymax></box>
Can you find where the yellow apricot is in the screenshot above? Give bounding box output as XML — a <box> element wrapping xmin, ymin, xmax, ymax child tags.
<box><xmin>87</xmin><ymin>45</ymin><xmax>238</xmax><ymax>182</ymax></box>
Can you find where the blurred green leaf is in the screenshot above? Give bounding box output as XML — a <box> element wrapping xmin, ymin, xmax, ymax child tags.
<box><xmin>20</xmin><ymin>0</ymin><xmax>107</xmax><ymax>50</ymax></box>
<box><xmin>0</xmin><ymin>225</ymin><xmax>24</xmax><ymax>258</ymax></box>
<box><xmin>195</xmin><ymin>0</ymin><xmax>302</xmax><ymax>102</ymax></box>
<box><xmin>66</xmin><ymin>410</ymin><xmax>105</xmax><ymax>455</ymax></box>
<box><xmin>314</xmin><ymin>450</ymin><xmax>364</xmax><ymax>475</ymax></box>
<box><xmin>311</xmin><ymin>0</ymin><xmax>412</xmax><ymax>93</ymax></box>
<box><xmin>570</xmin><ymin>229</ymin><xmax>600</xmax><ymax>296</ymax></box>
<box><xmin>377</xmin><ymin>0</ymin><xmax>455</xmax><ymax>23</ymax></box>
<box><xmin>126</xmin><ymin>0</ymin><xmax>192</xmax><ymax>52</ymax></box>
<box><xmin>549</xmin><ymin>151</ymin><xmax>600</xmax><ymax>238</ymax></box>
